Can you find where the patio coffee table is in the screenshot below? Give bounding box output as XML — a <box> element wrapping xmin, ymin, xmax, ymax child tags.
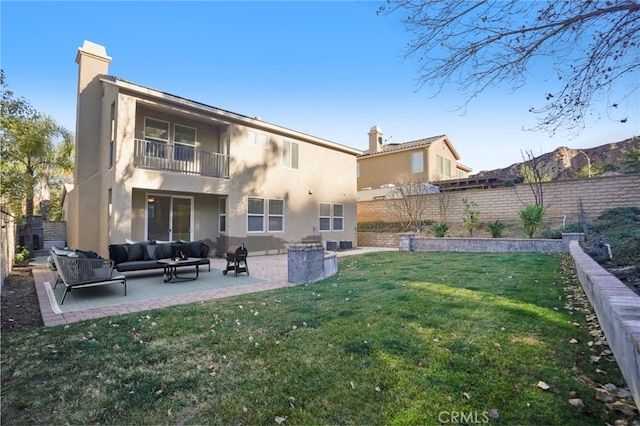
<box><xmin>158</xmin><ymin>258</ymin><xmax>201</xmax><ymax>283</ymax></box>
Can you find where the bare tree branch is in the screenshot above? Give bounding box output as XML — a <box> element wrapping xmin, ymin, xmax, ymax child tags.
<box><xmin>379</xmin><ymin>0</ymin><xmax>640</xmax><ymax>134</ymax></box>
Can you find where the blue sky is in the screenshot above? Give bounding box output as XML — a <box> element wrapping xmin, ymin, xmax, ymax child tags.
<box><xmin>2</xmin><ymin>1</ymin><xmax>638</xmax><ymax>172</ymax></box>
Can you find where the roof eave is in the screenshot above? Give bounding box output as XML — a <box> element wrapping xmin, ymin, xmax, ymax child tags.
<box><xmin>100</xmin><ymin>75</ymin><xmax>362</xmax><ymax>156</ymax></box>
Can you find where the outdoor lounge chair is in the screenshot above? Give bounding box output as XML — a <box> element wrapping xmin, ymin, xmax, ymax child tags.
<box><xmin>51</xmin><ymin>250</ymin><xmax>127</xmax><ymax>304</ymax></box>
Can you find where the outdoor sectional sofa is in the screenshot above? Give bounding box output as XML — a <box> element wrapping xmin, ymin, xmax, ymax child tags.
<box><xmin>108</xmin><ymin>240</ymin><xmax>211</xmax><ymax>273</ymax></box>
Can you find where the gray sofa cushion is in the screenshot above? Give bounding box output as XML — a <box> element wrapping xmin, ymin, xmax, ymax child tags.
<box><xmin>126</xmin><ymin>243</ymin><xmax>146</xmax><ymax>261</ymax></box>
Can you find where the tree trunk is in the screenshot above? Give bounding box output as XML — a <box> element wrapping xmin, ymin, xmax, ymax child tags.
<box><xmin>23</xmin><ymin>196</ymin><xmax>34</xmax><ymax>254</ymax></box>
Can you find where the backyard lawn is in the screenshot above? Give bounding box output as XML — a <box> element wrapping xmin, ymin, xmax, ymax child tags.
<box><xmin>1</xmin><ymin>252</ymin><xmax>635</xmax><ymax>425</ymax></box>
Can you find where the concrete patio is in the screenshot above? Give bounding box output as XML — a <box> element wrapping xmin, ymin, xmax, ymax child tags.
<box><xmin>32</xmin><ymin>247</ymin><xmax>397</xmax><ymax>326</ymax></box>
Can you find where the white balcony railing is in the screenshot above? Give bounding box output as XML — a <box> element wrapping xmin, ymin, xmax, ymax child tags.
<box><xmin>133</xmin><ymin>139</ymin><xmax>229</xmax><ymax>178</ymax></box>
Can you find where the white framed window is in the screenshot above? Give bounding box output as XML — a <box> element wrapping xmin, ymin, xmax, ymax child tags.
<box><xmin>411</xmin><ymin>152</ymin><xmax>423</xmax><ymax>173</ymax></box>
<box><xmin>268</xmin><ymin>199</ymin><xmax>284</xmax><ymax>232</ymax></box>
<box><xmin>248</xmin><ymin>131</ymin><xmax>268</xmax><ymax>147</ymax></box>
<box><xmin>319</xmin><ymin>203</ymin><xmax>331</xmax><ymax>232</ymax></box>
<box><xmin>247</xmin><ymin>197</ymin><xmax>265</xmax><ymax>232</ymax></box>
<box><xmin>436</xmin><ymin>155</ymin><xmax>443</xmax><ymax>174</ymax></box>
<box><xmin>319</xmin><ymin>203</ymin><xmax>345</xmax><ymax>232</ymax></box>
<box><xmin>174</xmin><ymin>124</ymin><xmax>196</xmax><ymax>162</ymax></box>
<box><xmin>283</xmin><ymin>139</ymin><xmax>299</xmax><ymax>169</ymax></box>
<box><xmin>109</xmin><ymin>102</ymin><xmax>115</xmax><ymax>168</ymax></box>
<box><xmin>219</xmin><ymin>197</ymin><xmax>227</xmax><ymax>233</ymax></box>
<box><xmin>332</xmin><ymin>204</ymin><xmax>344</xmax><ymax>231</ymax></box>
<box><xmin>144</xmin><ymin>117</ymin><xmax>170</xmax><ymax>158</ymax></box>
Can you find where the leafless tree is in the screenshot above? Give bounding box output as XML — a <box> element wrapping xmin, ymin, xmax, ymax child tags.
<box><xmin>518</xmin><ymin>149</ymin><xmax>550</xmax><ymax>208</ymax></box>
<box><xmin>378</xmin><ymin>1</ymin><xmax>639</xmax><ymax>134</ymax></box>
<box><xmin>387</xmin><ymin>175</ymin><xmax>431</xmax><ymax>231</ymax></box>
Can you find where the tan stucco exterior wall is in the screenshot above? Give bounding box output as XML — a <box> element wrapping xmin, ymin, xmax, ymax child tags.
<box><xmin>357</xmin><ymin>139</ymin><xmax>467</xmax><ymax>190</ymax></box>
<box><xmin>71</xmin><ymin>41</ymin><xmax>359</xmax><ymax>257</ymax></box>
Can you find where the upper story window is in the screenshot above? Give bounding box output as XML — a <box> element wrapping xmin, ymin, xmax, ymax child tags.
<box><xmin>283</xmin><ymin>139</ymin><xmax>299</xmax><ymax>169</ymax></box>
<box><xmin>248</xmin><ymin>131</ymin><xmax>268</xmax><ymax>147</ymax></box>
<box><xmin>174</xmin><ymin>124</ymin><xmax>196</xmax><ymax>162</ymax></box>
<box><xmin>411</xmin><ymin>152</ymin><xmax>423</xmax><ymax>173</ymax></box>
<box><xmin>144</xmin><ymin>118</ymin><xmax>169</xmax><ymax>158</ymax></box>
<box><xmin>109</xmin><ymin>102</ymin><xmax>115</xmax><ymax>168</ymax></box>
<box><xmin>436</xmin><ymin>154</ymin><xmax>452</xmax><ymax>177</ymax></box>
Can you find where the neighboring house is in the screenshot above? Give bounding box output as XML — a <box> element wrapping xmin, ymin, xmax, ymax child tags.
<box><xmin>66</xmin><ymin>41</ymin><xmax>360</xmax><ymax>257</ymax></box>
<box><xmin>357</xmin><ymin>126</ymin><xmax>472</xmax><ymax>191</ymax></box>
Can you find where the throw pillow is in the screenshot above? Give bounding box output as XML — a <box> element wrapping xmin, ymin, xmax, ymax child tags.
<box><xmin>108</xmin><ymin>245</ymin><xmax>128</xmax><ymax>265</ymax></box>
<box><xmin>76</xmin><ymin>249</ymin><xmax>99</xmax><ymax>259</ymax></box>
<box><xmin>51</xmin><ymin>246</ymin><xmax>75</xmax><ymax>257</ymax></box>
<box><xmin>158</xmin><ymin>243</ymin><xmax>173</xmax><ymax>259</ymax></box>
<box><xmin>127</xmin><ymin>243</ymin><xmax>144</xmax><ymax>262</ymax></box>
<box><xmin>145</xmin><ymin>244</ymin><xmax>158</xmax><ymax>260</ymax></box>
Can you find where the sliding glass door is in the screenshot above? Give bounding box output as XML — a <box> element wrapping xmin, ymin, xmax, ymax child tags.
<box><xmin>146</xmin><ymin>194</ymin><xmax>193</xmax><ymax>241</ymax></box>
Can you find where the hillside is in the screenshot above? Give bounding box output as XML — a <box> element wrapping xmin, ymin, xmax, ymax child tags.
<box><xmin>472</xmin><ymin>137</ymin><xmax>639</xmax><ymax>181</ymax></box>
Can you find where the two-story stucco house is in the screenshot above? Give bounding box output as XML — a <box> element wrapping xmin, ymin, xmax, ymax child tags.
<box><xmin>66</xmin><ymin>41</ymin><xmax>360</xmax><ymax>257</ymax></box>
<box><xmin>357</xmin><ymin>126</ymin><xmax>471</xmax><ymax>191</ymax></box>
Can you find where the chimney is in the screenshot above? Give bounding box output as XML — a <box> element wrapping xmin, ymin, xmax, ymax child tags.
<box><xmin>368</xmin><ymin>125</ymin><xmax>383</xmax><ymax>153</ymax></box>
<box><xmin>75</xmin><ymin>41</ymin><xmax>111</xmax><ymax>94</ymax></box>
<box><xmin>74</xmin><ymin>41</ymin><xmax>111</xmax><ymax>184</ymax></box>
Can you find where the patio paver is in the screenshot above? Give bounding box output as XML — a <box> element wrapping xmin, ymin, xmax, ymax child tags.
<box><xmin>31</xmin><ymin>247</ymin><xmax>396</xmax><ymax>326</ymax></box>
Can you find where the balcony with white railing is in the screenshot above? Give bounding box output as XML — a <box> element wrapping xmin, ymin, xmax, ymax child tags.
<box><xmin>133</xmin><ymin>139</ymin><xmax>229</xmax><ymax>178</ymax></box>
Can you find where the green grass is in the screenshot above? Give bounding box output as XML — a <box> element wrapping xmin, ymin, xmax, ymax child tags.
<box><xmin>1</xmin><ymin>252</ymin><xmax>631</xmax><ymax>425</ymax></box>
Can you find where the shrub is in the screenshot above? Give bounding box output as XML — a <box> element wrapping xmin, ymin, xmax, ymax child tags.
<box><xmin>541</xmin><ymin>222</ymin><xmax>583</xmax><ymax>239</ymax></box>
<box><xmin>462</xmin><ymin>198</ymin><xmax>480</xmax><ymax>236</ymax></box>
<box><xmin>14</xmin><ymin>246</ymin><xmax>31</xmax><ymax>266</ymax></box>
<box><xmin>486</xmin><ymin>220</ymin><xmax>506</xmax><ymax>238</ymax></box>
<box><xmin>429</xmin><ymin>223</ymin><xmax>448</xmax><ymax>237</ymax></box>
<box><xmin>518</xmin><ymin>204</ymin><xmax>545</xmax><ymax>238</ymax></box>
<box><xmin>358</xmin><ymin>221</ymin><xmax>414</xmax><ymax>233</ymax></box>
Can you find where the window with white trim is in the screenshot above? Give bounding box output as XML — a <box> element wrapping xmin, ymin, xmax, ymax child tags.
<box><xmin>411</xmin><ymin>152</ymin><xmax>423</xmax><ymax>173</ymax></box>
<box><xmin>268</xmin><ymin>199</ymin><xmax>284</xmax><ymax>232</ymax></box>
<box><xmin>248</xmin><ymin>130</ymin><xmax>268</xmax><ymax>147</ymax></box>
<box><xmin>444</xmin><ymin>158</ymin><xmax>451</xmax><ymax>177</ymax></box>
<box><xmin>319</xmin><ymin>203</ymin><xmax>331</xmax><ymax>231</ymax></box>
<box><xmin>109</xmin><ymin>102</ymin><xmax>115</xmax><ymax>168</ymax></box>
<box><xmin>283</xmin><ymin>139</ymin><xmax>299</xmax><ymax>169</ymax></box>
<box><xmin>332</xmin><ymin>204</ymin><xmax>344</xmax><ymax>231</ymax></box>
<box><xmin>144</xmin><ymin>117</ymin><xmax>169</xmax><ymax>158</ymax></box>
<box><xmin>247</xmin><ymin>197</ymin><xmax>265</xmax><ymax>232</ymax></box>
<box><xmin>219</xmin><ymin>197</ymin><xmax>227</xmax><ymax>233</ymax></box>
<box><xmin>174</xmin><ymin>124</ymin><xmax>196</xmax><ymax>162</ymax></box>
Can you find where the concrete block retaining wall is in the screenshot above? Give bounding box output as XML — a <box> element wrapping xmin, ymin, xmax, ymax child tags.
<box><xmin>570</xmin><ymin>241</ymin><xmax>640</xmax><ymax>410</ymax></box>
<box><xmin>357</xmin><ymin>232</ymin><xmax>399</xmax><ymax>248</ymax></box>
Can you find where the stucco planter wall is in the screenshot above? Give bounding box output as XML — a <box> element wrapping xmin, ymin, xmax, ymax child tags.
<box><xmin>570</xmin><ymin>241</ymin><xmax>640</xmax><ymax>411</ymax></box>
<box><xmin>287</xmin><ymin>242</ymin><xmax>338</xmax><ymax>284</ymax></box>
<box><xmin>398</xmin><ymin>233</ymin><xmax>585</xmax><ymax>253</ymax></box>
